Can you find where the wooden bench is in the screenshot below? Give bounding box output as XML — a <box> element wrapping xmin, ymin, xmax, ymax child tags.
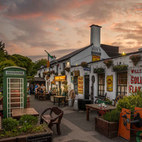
<box><xmin>40</xmin><ymin>107</ymin><xmax>63</xmax><ymax>135</ymax></box>
<box><xmin>112</xmin><ymin>95</ymin><xmax>124</xmax><ymax>106</ymax></box>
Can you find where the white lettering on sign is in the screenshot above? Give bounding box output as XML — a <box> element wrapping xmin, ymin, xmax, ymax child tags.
<box><xmin>128</xmin><ymin>67</ymin><xmax>142</xmax><ymax>94</ymax></box>
<box><xmin>6</xmin><ymin>71</ymin><xmax>24</xmax><ymax>75</ymax></box>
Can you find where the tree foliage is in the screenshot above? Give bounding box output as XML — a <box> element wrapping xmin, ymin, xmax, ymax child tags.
<box><xmin>0</xmin><ymin>41</ymin><xmax>48</xmax><ymax>87</ymax></box>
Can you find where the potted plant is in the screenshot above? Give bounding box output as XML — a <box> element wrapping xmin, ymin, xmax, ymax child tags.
<box><xmin>95</xmin><ymin>109</ymin><xmax>120</xmax><ymax>138</ymax></box>
<box><xmin>81</xmin><ymin>62</ymin><xmax>88</xmax><ymax>68</ymax></box>
<box><xmin>113</xmin><ymin>65</ymin><xmax>128</xmax><ymax>72</ymax></box>
<box><xmin>65</xmin><ymin>67</ymin><xmax>70</xmax><ymax>72</ymax></box>
<box><xmin>130</xmin><ymin>54</ymin><xmax>141</xmax><ymax>66</ymax></box>
<box><xmin>94</xmin><ymin>68</ymin><xmax>104</xmax><ymax>74</ymax></box>
<box><xmin>0</xmin><ymin>115</ymin><xmax>52</xmax><ymax>142</ymax></box>
<box><xmin>103</xmin><ymin>59</ymin><xmax>113</xmax><ymax>68</ymax></box>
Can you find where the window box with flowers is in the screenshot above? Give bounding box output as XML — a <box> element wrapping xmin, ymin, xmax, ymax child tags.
<box><xmin>130</xmin><ymin>54</ymin><xmax>141</xmax><ymax>66</ymax></box>
<box><xmin>81</xmin><ymin>62</ymin><xmax>88</xmax><ymax>68</ymax></box>
<box><xmin>94</xmin><ymin>68</ymin><xmax>105</xmax><ymax>74</ymax></box>
<box><xmin>65</xmin><ymin>67</ymin><xmax>70</xmax><ymax>72</ymax></box>
<box><xmin>103</xmin><ymin>59</ymin><xmax>113</xmax><ymax>68</ymax></box>
<box><xmin>113</xmin><ymin>65</ymin><xmax>128</xmax><ymax>72</ymax></box>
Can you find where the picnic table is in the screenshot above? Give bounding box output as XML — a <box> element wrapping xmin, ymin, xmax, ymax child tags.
<box><xmin>53</xmin><ymin>96</ymin><xmax>66</xmax><ymax>107</ymax></box>
<box><xmin>86</xmin><ymin>104</ymin><xmax>116</xmax><ymax>121</ymax></box>
<box><xmin>12</xmin><ymin>108</ymin><xmax>39</xmax><ymax>119</ymax></box>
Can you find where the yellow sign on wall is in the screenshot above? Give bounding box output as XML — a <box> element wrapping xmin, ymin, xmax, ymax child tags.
<box><xmin>78</xmin><ymin>76</ymin><xmax>83</xmax><ymax>94</ymax></box>
<box><xmin>54</xmin><ymin>76</ymin><xmax>66</xmax><ymax>82</ymax></box>
<box><xmin>106</xmin><ymin>75</ymin><xmax>113</xmax><ymax>92</ymax></box>
<box><xmin>92</xmin><ymin>55</ymin><xmax>100</xmax><ymax>62</ymax></box>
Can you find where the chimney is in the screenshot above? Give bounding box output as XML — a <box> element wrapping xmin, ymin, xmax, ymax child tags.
<box><xmin>90</xmin><ymin>24</ymin><xmax>101</xmax><ymax>47</ymax></box>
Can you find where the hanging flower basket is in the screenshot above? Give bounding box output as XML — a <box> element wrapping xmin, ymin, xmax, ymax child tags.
<box><xmin>74</xmin><ymin>70</ymin><xmax>80</xmax><ymax>76</ymax></box>
<box><xmin>43</xmin><ymin>71</ymin><xmax>48</xmax><ymax>75</ymax></box>
<box><xmin>81</xmin><ymin>62</ymin><xmax>88</xmax><ymax>68</ymax></box>
<box><xmin>50</xmin><ymin>70</ymin><xmax>55</xmax><ymax>74</ymax></box>
<box><xmin>113</xmin><ymin>65</ymin><xmax>128</xmax><ymax>72</ymax></box>
<box><xmin>103</xmin><ymin>59</ymin><xmax>113</xmax><ymax>68</ymax></box>
<box><xmin>94</xmin><ymin>68</ymin><xmax>105</xmax><ymax>74</ymax></box>
<box><xmin>61</xmin><ymin>71</ymin><xmax>65</xmax><ymax>75</ymax></box>
<box><xmin>130</xmin><ymin>54</ymin><xmax>141</xmax><ymax>66</ymax></box>
<box><xmin>62</xmin><ymin>80</ymin><xmax>67</xmax><ymax>85</ymax></box>
<box><xmin>65</xmin><ymin>67</ymin><xmax>70</xmax><ymax>72</ymax></box>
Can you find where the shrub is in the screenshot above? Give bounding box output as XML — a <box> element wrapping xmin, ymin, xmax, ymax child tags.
<box><xmin>2</xmin><ymin>118</ymin><xmax>19</xmax><ymax>131</ymax></box>
<box><xmin>19</xmin><ymin>115</ymin><xmax>38</xmax><ymax>126</ymax></box>
<box><xmin>117</xmin><ymin>93</ymin><xmax>142</xmax><ymax>112</ymax></box>
<box><xmin>103</xmin><ymin>109</ymin><xmax>120</xmax><ymax>122</ymax></box>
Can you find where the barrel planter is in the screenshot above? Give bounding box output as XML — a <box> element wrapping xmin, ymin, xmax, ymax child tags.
<box><xmin>95</xmin><ymin>117</ymin><xmax>118</xmax><ymax>138</ymax></box>
<box><xmin>0</xmin><ymin>128</ymin><xmax>53</xmax><ymax>142</ymax></box>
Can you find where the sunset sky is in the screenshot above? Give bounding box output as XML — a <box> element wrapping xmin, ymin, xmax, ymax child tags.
<box><xmin>0</xmin><ymin>0</ymin><xmax>142</xmax><ymax>61</ymax></box>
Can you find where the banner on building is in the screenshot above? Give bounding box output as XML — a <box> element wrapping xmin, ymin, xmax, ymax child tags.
<box><xmin>106</xmin><ymin>75</ymin><xmax>113</xmax><ymax>92</ymax></box>
<box><xmin>78</xmin><ymin>76</ymin><xmax>83</xmax><ymax>94</ymax></box>
<box><xmin>128</xmin><ymin>67</ymin><xmax>142</xmax><ymax>94</ymax></box>
<box><xmin>47</xmin><ymin>61</ymin><xmax>50</xmax><ymax>68</ymax></box>
<box><xmin>92</xmin><ymin>55</ymin><xmax>100</xmax><ymax>62</ymax></box>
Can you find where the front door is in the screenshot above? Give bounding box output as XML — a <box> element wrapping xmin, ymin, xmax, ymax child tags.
<box><xmin>84</xmin><ymin>75</ymin><xmax>90</xmax><ymax>99</ymax></box>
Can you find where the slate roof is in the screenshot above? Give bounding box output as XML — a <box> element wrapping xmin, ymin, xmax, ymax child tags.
<box><xmin>50</xmin><ymin>44</ymin><xmax>119</xmax><ymax>65</ymax></box>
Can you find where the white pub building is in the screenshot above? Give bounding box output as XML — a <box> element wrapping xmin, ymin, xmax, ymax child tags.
<box><xmin>36</xmin><ymin>24</ymin><xmax>142</xmax><ymax>104</ymax></box>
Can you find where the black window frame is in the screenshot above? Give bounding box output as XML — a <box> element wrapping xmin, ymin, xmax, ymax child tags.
<box><xmin>117</xmin><ymin>72</ymin><xmax>127</xmax><ymax>96</ymax></box>
<box><xmin>98</xmin><ymin>73</ymin><xmax>105</xmax><ymax>96</ymax></box>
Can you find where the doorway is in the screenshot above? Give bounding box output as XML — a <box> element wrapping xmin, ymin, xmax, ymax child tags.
<box><xmin>84</xmin><ymin>75</ymin><xmax>90</xmax><ymax>99</ymax></box>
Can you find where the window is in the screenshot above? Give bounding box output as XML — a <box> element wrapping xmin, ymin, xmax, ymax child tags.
<box><xmin>117</xmin><ymin>72</ymin><xmax>127</xmax><ymax>96</ymax></box>
<box><xmin>98</xmin><ymin>74</ymin><xmax>105</xmax><ymax>96</ymax></box>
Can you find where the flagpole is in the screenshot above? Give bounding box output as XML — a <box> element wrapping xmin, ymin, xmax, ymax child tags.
<box><xmin>44</xmin><ymin>50</ymin><xmax>50</xmax><ymax>71</ymax></box>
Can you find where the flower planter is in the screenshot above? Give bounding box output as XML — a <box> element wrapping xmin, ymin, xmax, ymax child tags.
<box><xmin>0</xmin><ymin>128</ymin><xmax>53</xmax><ymax>142</ymax></box>
<box><xmin>113</xmin><ymin>65</ymin><xmax>128</xmax><ymax>72</ymax></box>
<box><xmin>94</xmin><ymin>68</ymin><xmax>104</xmax><ymax>74</ymax></box>
<box><xmin>95</xmin><ymin>117</ymin><xmax>118</xmax><ymax>138</ymax></box>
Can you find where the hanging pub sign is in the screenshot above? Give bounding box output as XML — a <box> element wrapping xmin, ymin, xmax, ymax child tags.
<box><xmin>92</xmin><ymin>55</ymin><xmax>100</xmax><ymax>62</ymax></box>
<box><xmin>106</xmin><ymin>75</ymin><xmax>113</xmax><ymax>92</ymax></box>
<box><xmin>54</xmin><ymin>76</ymin><xmax>66</xmax><ymax>82</ymax></box>
<box><xmin>78</xmin><ymin>76</ymin><xmax>83</xmax><ymax>94</ymax></box>
<box><xmin>128</xmin><ymin>67</ymin><xmax>142</xmax><ymax>94</ymax></box>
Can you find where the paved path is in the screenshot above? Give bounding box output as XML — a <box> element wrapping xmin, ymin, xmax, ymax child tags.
<box><xmin>30</xmin><ymin>95</ymin><xmax>128</xmax><ymax>142</ymax></box>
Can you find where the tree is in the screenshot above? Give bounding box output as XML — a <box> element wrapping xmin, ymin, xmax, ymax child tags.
<box><xmin>11</xmin><ymin>54</ymin><xmax>34</xmax><ymax>76</ymax></box>
<box><xmin>33</xmin><ymin>59</ymin><xmax>47</xmax><ymax>70</ymax></box>
<box><xmin>0</xmin><ymin>60</ymin><xmax>16</xmax><ymax>87</ymax></box>
<box><xmin>0</xmin><ymin>41</ymin><xmax>7</xmax><ymax>62</ymax></box>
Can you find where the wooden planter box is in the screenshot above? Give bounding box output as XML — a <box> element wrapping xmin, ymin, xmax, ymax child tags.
<box><xmin>95</xmin><ymin>117</ymin><xmax>118</xmax><ymax>138</ymax></box>
<box><xmin>0</xmin><ymin>129</ymin><xmax>53</xmax><ymax>142</ymax></box>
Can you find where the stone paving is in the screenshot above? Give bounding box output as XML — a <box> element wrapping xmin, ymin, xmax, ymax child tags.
<box><xmin>30</xmin><ymin>95</ymin><xmax>130</xmax><ymax>142</ymax></box>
